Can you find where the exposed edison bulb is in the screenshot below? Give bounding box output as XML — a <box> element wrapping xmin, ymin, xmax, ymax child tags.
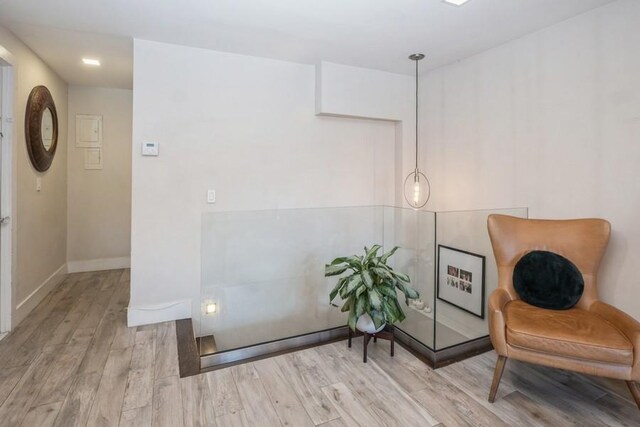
<box><xmin>403</xmin><ymin>170</ymin><xmax>431</xmax><ymax>209</ymax></box>
<box><xmin>413</xmin><ymin>180</ymin><xmax>421</xmax><ymax>205</ymax></box>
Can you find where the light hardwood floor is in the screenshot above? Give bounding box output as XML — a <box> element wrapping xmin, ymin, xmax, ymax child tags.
<box><xmin>0</xmin><ymin>269</ymin><xmax>638</xmax><ymax>426</ymax></box>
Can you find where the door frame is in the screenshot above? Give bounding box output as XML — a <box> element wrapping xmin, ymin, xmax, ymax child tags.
<box><xmin>0</xmin><ymin>47</ymin><xmax>15</xmax><ymax>333</ymax></box>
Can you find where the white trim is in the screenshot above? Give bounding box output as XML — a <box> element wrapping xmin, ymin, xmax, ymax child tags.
<box><xmin>67</xmin><ymin>257</ymin><xmax>130</xmax><ymax>273</ymax></box>
<box><xmin>127</xmin><ymin>299</ymin><xmax>192</xmax><ymax>327</ymax></box>
<box><xmin>14</xmin><ymin>264</ymin><xmax>67</xmax><ymax>326</ymax></box>
<box><xmin>0</xmin><ymin>48</ymin><xmax>15</xmax><ymax>333</ymax></box>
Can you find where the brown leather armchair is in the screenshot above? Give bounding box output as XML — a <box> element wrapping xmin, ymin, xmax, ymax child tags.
<box><xmin>486</xmin><ymin>214</ymin><xmax>640</xmax><ymax>410</ymax></box>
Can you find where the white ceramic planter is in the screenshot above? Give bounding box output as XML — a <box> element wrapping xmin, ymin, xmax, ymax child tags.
<box><xmin>356</xmin><ymin>313</ymin><xmax>385</xmax><ymax>334</ymax></box>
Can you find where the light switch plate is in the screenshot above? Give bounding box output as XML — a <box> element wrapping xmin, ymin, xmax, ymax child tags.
<box><xmin>142</xmin><ymin>141</ymin><xmax>159</xmax><ymax>156</ymax></box>
<box><xmin>207</xmin><ymin>190</ymin><xmax>216</xmax><ymax>204</ymax></box>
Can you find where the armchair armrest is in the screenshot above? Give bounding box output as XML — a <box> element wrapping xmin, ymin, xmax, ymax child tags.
<box><xmin>488</xmin><ymin>288</ymin><xmax>515</xmax><ymax>356</ymax></box>
<box><xmin>590</xmin><ymin>301</ymin><xmax>640</xmax><ymax>379</ymax></box>
<box><xmin>489</xmin><ymin>288</ymin><xmax>513</xmax><ymax>312</ymax></box>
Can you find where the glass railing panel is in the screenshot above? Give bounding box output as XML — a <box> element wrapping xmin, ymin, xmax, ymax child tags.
<box><xmin>433</xmin><ymin>207</ymin><xmax>528</xmax><ymax>350</ymax></box>
<box><xmin>384</xmin><ymin>206</ymin><xmax>436</xmax><ymax>350</ymax></box>
<box><xmin>200</xmin><ymin>206</ymin><xmax>384</xmax><ymax>351</ymax></box>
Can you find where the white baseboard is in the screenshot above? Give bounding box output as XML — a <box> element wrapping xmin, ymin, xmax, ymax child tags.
<box><xmin>67</xmin><ymin>257</ymin><xmax>130</xmax><ymax>273</ymax></box>
<box><xmin>127</xmin><ymin>299</ymin><xmax>192</xmax><ymax>327</ymax></box>
<box><xmin>14</xmin><ymin>264</ymin><xmax>67</xmax><ymax>326</ymax></box>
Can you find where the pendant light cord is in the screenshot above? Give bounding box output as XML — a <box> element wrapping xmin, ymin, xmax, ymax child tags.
<box><xmin>414</xmin><ymin>57</ymin><xmax>419</xmax><ymax>172</ymax></box>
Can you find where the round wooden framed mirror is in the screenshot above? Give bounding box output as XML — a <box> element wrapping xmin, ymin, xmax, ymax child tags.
<box><xmin>25</xmin><ymin>85</ymin><xmax>58</xmax><ymax>172</ymax></box>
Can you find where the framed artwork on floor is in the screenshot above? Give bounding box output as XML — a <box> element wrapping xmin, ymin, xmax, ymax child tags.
<box><xmin>437</xmin><ymin>245</ymin><xmax>486</xmax><ymax>318</ymax></box>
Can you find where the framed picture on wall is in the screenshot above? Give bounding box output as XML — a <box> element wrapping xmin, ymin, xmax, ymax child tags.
<box><xmin>437</xmin><ymin>245</ymin><xmax>486</xmax><ymax>318</ymax></box>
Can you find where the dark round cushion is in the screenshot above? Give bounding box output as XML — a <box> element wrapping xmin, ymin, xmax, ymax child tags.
<box><xmin>513</xmin><ymin>250</ymin><xmax>584</xmax><ymax>310</ymax></box>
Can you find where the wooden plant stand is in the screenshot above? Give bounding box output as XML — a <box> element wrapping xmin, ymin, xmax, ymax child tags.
<box><xmin>348</xmin><ymin>325</ymin><xmax>395</xmax><ymax>363</ymax></box>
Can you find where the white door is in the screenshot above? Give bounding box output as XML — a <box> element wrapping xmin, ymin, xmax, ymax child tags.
<box><xmin>0</xmin><ymin>62</ymin><xmax>11</xmax><ymax>335</ymax></box>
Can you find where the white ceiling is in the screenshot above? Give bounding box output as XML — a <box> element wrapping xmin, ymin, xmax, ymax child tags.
<box><xmin>0</xmin><ymin>0</ymin><xmax>616</xmax><ymax>89</ymax></box>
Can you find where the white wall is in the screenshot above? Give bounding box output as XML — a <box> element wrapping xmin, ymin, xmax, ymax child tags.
<box><xmin>67</xmin><ymin>86</ymin><xmax>132</xmax><ymax>272</ymax></box>
<box><xmin>129</xmin><ymin>40</ymin><xmax>400</xmax><ymax>325</ymax></box>
<box><xmin>422</xmin><ymin>0</ymin><xmax>640</xmax><ymax>318</ymax></box>
<box><xmin>0</xmin><ymin>25</ymin><xmax>68</xmax><ymax>326</ymax></box>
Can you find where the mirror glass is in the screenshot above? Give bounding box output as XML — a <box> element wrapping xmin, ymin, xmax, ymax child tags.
<box><xmin>41</xmin><ymin>108</ymin><xmax>54</xmax><ymax>150</ymax></box>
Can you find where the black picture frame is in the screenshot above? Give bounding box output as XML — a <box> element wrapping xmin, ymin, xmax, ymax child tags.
<box><xmin>437</xmin><ymin>245</ymin><xmax>486</xmax><ymax>319</ymax></box>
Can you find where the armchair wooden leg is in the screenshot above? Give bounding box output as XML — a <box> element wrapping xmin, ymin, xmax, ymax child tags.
<box><xmin>488</xmin><ymin>356</ymin><xmax>507</xmax><ymax>403</ymax></box>
<box><xmin>626</xmin><ymin>381</ymin><xmax>640</xmax><ymax>410</ymax></box>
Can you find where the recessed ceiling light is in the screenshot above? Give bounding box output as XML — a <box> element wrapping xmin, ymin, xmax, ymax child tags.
<box><xmin>82</xmin><ymin>58</ymin><xmax>101</xmax><ymax>66</ymax></box>
<box><xmin>443</xmin><ymin>0</ymin><xmax>470</xmax><ymax>6</ymax></box>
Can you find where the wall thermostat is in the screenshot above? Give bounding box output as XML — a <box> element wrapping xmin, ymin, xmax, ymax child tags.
<box><xmin>142</xmin><ymin>141</ymin><xmax>159</xmax><ymax>156</ymax></box>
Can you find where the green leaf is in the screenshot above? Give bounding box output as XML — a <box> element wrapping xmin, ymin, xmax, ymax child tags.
<box><xmin>329</xmin><ymin>277</ymin><xmax>345</xmax><ymax>303</ymax></box>
<box><xmin>380</xmin><ymin>246</ymin><xmax>399</xmax><ymax>263</ymax></box>
<box><xmin>396</xmin><ymin>282</ymin><xmax>419</xmax><ymax>303</ymax></box>
<box><xmin>348</xmin><ymin>303</ymin><xmax>358</xmax><ymax>331</ymax></box>
<box><xmin>344</xmin><ymin>275</ymin><xmax>363</xmax><ymax>294</ymax></box>
<box><xmin>363</xmin><ymin>244</ymin><xmax>382</xmax><ymax>264</ymax></box>
<box><xmin>325</xmin><ymin>264</ymin><xmax>348</xmax><ymax>277</ymax></box>
<box><xmin>372</xmin><ymin>267</ymin><xmax>395</xmax><ymax>282</ymax></box>
<box><xmin>346</xmin><ymin>257</ymin><xmax>362</xmax><ymax>270</ymax></box>
<box><xmin>369</xmin><ymin>289</ymin><xmax>382</xmax><ymax>310</ymax></box>
<box><xmin>392</xmin><ymin>297</ymin><xmax>406</xmax><ymax>322</ymax></box>
<box><xmin>382</xmin><ymin>299</ymin><xmax>399</xmax><ymax>324</ymax></box>
<box><xmin>393</xmin><ymin>271</ymin><xmax>411</xmax><ymax>283</ymax></box>
<box><xmin>341</xmin><ymin>296</ymin><xmax>353</xmax><ymax>312</ymax></box>
<box><xmin>375</xmin><ymin>262</ymin><xmax>392</xmax><ymax>272</ymax></box>
<box><xmin>361</xmin><ymin>270</ymin><xmax>374</xmax><ymax>289</ymax></box>
<box><xmin>355</xmin><ymin>294</ymin><xmax>368</xmax><ymax>318</ymax></box>
<box><xmin>356</xmin><ymin>284</ymin><xmax>367</xmax><ymax>298</ymax></box>
<box><xmin>378</xmin><ymin>285</ymin><xmax>397</xmax><ymax>299</ymax></box>
<box><xmin>375</xmin><ymin>294</ymin><xmax>407</xmax><ymax>326</ymax></box>
<box><xmin>329</xmin><ymin>257</ymin><xmax>349</xmax><ymax>266</ymax></box>
<box><xmin>370</xmin><ymin>310</ymin><xmax>386</xmax><ymax>329</ymax></box>
<box><xmin>329</xmin><ymin>289</ymin><xmax>339</xmax><ymax>303</ymax></box>
<box><xmin>403</xmin><ymin>284</ymin><xmax>419</xmax><ymax>300</ymax></box>
<box><xmin>339</xmin><ymin>278</ymin><xmax>351</xmax><ymax>299</ymax></box>
<box><xmin>387</xmin><ymin>297</ymin><xmax>405</xmax><ymax>319</ymax></box>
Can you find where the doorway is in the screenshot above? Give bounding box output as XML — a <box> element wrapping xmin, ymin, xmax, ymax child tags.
<box><xmin>0</xmin><ymin>54</ymin><xmax>14</xmax><ymax>335</ymax></box>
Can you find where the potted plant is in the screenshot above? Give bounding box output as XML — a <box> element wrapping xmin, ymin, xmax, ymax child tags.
<box><xmin>325</xmin><ymin>245</ymin><xmax>420</xmax><ymax>333</ymax></box>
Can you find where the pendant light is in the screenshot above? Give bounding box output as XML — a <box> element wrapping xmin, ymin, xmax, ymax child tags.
<box><xmin>403</xmin><ymin>53</ymin><xmax>431</xmax><ymax>209</ymax></box>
